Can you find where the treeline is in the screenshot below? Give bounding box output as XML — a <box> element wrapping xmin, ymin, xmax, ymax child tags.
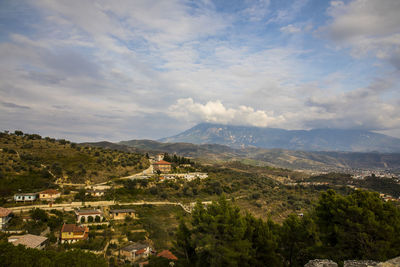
<box><xmin>163</xmin><ymin>153</ymin><xmax>193</xmax><ymax>165</ymax></box>
<box><xmin>173</xmin><ymin>190</ymin><xmax>400</xmax><ymax>267</ymax></box>
<box><xmin>0</xmin><ymin>241</ymin><xmax>107</xmax><ymax>267</ymax></box>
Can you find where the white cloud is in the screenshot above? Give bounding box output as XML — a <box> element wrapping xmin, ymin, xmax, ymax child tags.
<box><xmin>1</xmin><ymin>0</ymin><xmax>400</xmax><ymax>141</ymax></box>
<box><xmin>169</xmin><ymin>98</ymin><xmax>285</xmax><ymax>127</ymax></box>
<box><xmin>321</xmin><ymin>0</ymin><xmax>400</xmax><ymax>69</ymax></box>
<box><xmin>243</xmin><ymin>0</ymin><xmax>271</xmax><ymax>21</ymax></box>
<box><xmin>267</xmin><ymin>0</ymin><xmax>309</xmax><ymax>24</ymax></box>
<box><xmin>280</xmin><ymin>24</ymin><xmax>301</xmax><ymax>34</ymax></box>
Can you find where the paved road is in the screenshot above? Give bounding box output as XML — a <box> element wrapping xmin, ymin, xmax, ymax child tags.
<box><xmin>55</xmin><ymin>162</ymin><xmax>153</xmax><ymax>187</ymax></box>
<box><xmin>93</xmin><ymin>164</ymin><xmax>154</xmax><ymax>185</ymax></box>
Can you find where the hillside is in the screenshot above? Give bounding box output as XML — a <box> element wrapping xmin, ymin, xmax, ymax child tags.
<box><xmin>160</xmin><ymin>123</ymin><xmax>400</xmax><ymax>153</ymax></box>
<box><xmin>116</xmin><ymin>139</ymin><xmax>400</xmax><ymax>171</ymax></box>
<box><xmin>0</xmin><ymin>131</ymin><xmax>149</xmax><ymax>197</ymax></box>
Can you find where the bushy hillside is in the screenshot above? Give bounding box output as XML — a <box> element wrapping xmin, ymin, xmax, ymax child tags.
<box><xmin>0</xmin><ymin>131</ymin><xmax>149</xmax><ymax>197</ymax></box>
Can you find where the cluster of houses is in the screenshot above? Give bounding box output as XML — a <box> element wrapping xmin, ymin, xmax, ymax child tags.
<box><xmin>0</xmin><ymin>207</ymin><xmax>50</xmax><ymax>249</ymax></box>
<box><xmin>1</xmin><ymin>204</ymin><xmax>177</xmax><ymax>264</ymax></box>
<box><xmin>379</xmin><ymin>193</ymin><xmax>400</xmax><ymax>202</ymax></box>
<box><xmin>14</xmin><ymin>189</ymin><xmax>61</xmax><ymax>202</ymax></box>
<box><xmin>160</xmin><ymin>172</ymin><xmax>208</xmax><ymax>182</ymax></box>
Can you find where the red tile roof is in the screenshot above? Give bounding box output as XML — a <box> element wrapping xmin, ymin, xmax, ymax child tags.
<box><xmin>39</xmin><ymin>189</ymin><xmax>60</xmax><ymax>195</ymax></box>
<box><xmin>153</xmin><ymin>160</ymin><xmax>172</xmax><ymax>165</ymax></box>
<box><xmin>0</xmin><ymin>207</ymin><xmax>12</xmax><ymax>217</ymax></box>
<box><xmin>157</xmin><ymin>250</ymin><xmax>178</xmax><ymax>260</ymax></box>
<box><xmin>75</xmin><ymin>209</ymin><xmax>102</xmax><ymax>215</ymax></box>
<box><xmin>61</xmin><ymin>224</ymin><xmax>87</xmax><ymax>233</ymax></box>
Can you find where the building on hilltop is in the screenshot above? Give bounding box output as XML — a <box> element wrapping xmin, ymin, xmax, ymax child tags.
<box><xmin>0</xmin><ymin>207</ymin><xmax>12</xmax><ymax>230</ymax></box>
<box><xmin>8</xmin><ymin>234</ymin><xmax>48</xmax><ymax>249</ymax></box>
<box><xmin>156</xmin><ymin>153</ymin><xmax>164</xmax><ymax>161</ymax></box>
<box><xmin>59</xmin><ymin>224</ymin><xmax>89</xmax><ymax>243</ymax></box>
<box><xmin>152</xmin><ymin>160</ymin><xmax>172</xmax><ymax>173</ymax></box>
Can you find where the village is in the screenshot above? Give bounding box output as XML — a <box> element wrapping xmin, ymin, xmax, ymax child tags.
<box><xmin>0</xmin><ymin>153</ymin><xmax>209</xmax><ymax>266</ymax></box>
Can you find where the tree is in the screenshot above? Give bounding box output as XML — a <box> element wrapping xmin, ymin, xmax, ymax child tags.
<box><xmin>279</xmin><ymin>214</ymin><xmax>319</xmax><ymax>267</ymax></box>
<box><xmin>74</xmin><ymin>189</ymin><xmax>86</xmax><ymax>201</ymax></box>
<box><xmin>14</xmin><ymin>130</ymin><xmax>23</xmax><ymax>136</ymax></box>
<box><xmin>0</xmin><ymin>241</ymin><xmax>107</xmax><ymax>266</ymax></box>
<box><xmin>175</xmin><ymin>197</ymin><xmax>281</xmax><ymax>267</ymax></box>
<box><xmin>30</xmin><ymin>208</ymin><xmax>48</xmax><ymax>222</ymax></box>
<box><xmin>175</xmin><ymin>219</ymin><xmax>195</xmax><ymax>263</ymax></box>
<box><xmin>81</xmin><ymin>216</ymin><xmax>86</xmax><ymax>223</ymax></box>
<box><xmin>314</xmin><ymin>189</ymin><xmax>400</xmax><ymax>262</ymax></box>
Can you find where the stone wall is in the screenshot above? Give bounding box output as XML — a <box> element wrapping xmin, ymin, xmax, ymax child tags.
<box><xmin>304</xmin><ymin>259</ymin><xmax>338</xmax><ymax>267</ymax></box>
<box><xmin>304</xmin><ymin>257</ymin><xmax>400</xmax><ymax>267</ymax></box>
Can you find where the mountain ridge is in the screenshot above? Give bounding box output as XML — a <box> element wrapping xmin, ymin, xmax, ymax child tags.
<box><xmin>159</xmin><ymin>123</ymin><xmax>400</xmax><ymax>153</ymax></box>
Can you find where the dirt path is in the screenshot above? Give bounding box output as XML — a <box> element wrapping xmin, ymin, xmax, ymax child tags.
<box><xmin>8</xmin><ymin>200</ymin><xmax>212</xmax><ymax>214</ymax></box>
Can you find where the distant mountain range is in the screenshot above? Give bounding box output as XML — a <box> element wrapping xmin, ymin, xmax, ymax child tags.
<box><xmin>99</xmin><ymin>139</ymin><xmax>400</xmax><ymax>172</ymax></box>
<box><xmin>159</xmin><ymin>123</ymin><xmax>400</xmax><ymax>153</ymax></box>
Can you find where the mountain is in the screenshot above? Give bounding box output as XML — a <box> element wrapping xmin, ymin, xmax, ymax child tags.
<box><xmin>116</xmin><ymin>139</ymin><xmax>400</xmax><ymax>171</ymax></box>
<box><xmin>159</xmin><ymin>123</ymin><xmax>400</xmax><ymax>153</ymax></box>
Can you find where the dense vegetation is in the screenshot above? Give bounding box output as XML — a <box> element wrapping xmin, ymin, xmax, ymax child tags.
<box><xmin>173</xmin><ymin>190</ymin><xmax>400</xmax><ymax>267</ymax></box>
<box><xmin>310</xmin><ymin>172</ymin><xmax>400</xmax><ymax>197</ymax></box>
<box><xmin>0</xmin><ymin>131</ymin><xmax>148</xmax><ymax>197</ymax></box>
<box><xmin>0</xmin><ymin>241</ymin><xmax>107</xmax><ymax>267</ymax></box>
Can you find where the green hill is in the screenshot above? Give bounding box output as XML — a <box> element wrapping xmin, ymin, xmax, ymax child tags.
<box><xmin>0</xmin><ymin>131</ymin><xmax>149</xmax><ymax>197</ymax></box>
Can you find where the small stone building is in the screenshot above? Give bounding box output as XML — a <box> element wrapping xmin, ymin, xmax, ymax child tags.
<box><xmin>109</xmin><ymin>209</ymin><xmax>136</xmax><ymax>220</ymax></box>
<box><xmin>39</xmin><ymin>189</ymin><xmax>61</xmax><ymax>201</ymax></box>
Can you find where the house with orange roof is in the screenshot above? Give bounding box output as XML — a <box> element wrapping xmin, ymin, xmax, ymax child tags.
<box><xmin>152</xmin><ymin>160</ymin><xmax>172</xmax><ymax>173</ymax></box>
<box><xmin>39</xmin><ymin>189</ymin><xmax>61</xmax><ymax>201</ymax></box>
<box><xmin>0</xmin><ymin>207</ymin><xmax>12</xmax><ymax>230</ymax></box>
<box><xmin>59</xmin><ymin>224</ymin><xmax>89</xmax><ymax>243</ymax></box>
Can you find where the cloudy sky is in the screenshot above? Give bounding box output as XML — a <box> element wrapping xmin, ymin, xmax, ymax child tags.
<box><xmin>1</xmin><ymin>0</ymin><xmax>399</xmax><ymax>142</ymax></box>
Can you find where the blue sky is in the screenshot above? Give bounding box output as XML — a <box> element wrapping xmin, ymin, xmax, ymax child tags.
<box><xmin>0</xmin><ymin>0</ymin><xmax>399</xmax><ymax>141</ymax></box>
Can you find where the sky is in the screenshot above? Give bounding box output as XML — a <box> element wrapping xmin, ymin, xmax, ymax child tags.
<box><xmin>0</xmin><ymin>0</ymin><xmax>399</xmax><ymax>142</ymax></box>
